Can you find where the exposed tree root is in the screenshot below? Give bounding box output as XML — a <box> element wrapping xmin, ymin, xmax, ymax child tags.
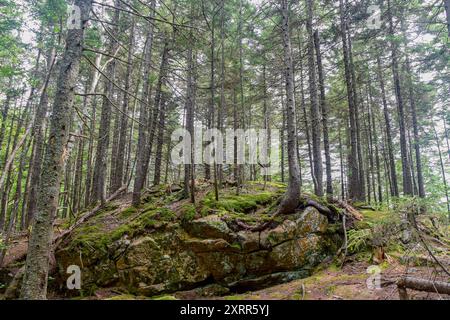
<box><xmin>223</xmin><ymin>195</ymin><xmax>362</xmax><ymax>233</ymax></box>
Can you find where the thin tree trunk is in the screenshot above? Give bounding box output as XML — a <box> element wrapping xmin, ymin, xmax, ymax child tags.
<box><xmin>184</xmin><ymin>31</ymin><xmax>196</xmax><ymax>202</ymax></box>
<box><xmin>339</xmin><ymin>0</ymin><xmax>360</xmax><ymax>201</ymax></box>
<box><xmin>405</xmin><ymin>54</ymin><xmax>425</xmax><ymax>197</ymax></box>
<box><xmin>132</xmin><ymin>0</ymin><xmax>156</xmax><ymax>206</ymax></box>
<box><xmin>148</xmin><ymin>39</ymin><xmax>170</xmax><ymax>187</ymax></box>
<box><xmin>387</xmin><ymin>0</ymin><xmax>413</xmax><ymax>196</ymax></box>
<box><xmin>376</xmin><ymin>55</ymin><xmax>399</xmax><ymax>197</ymax></box>
<box><xmin>306</xmin><ymin>1</ymin><xmax>323</xmax><ymax>197</ymax></box>
<box><xmin>113</xmin><ymin>18</ymin><xmax>135</xmax><ymax>192</ymax></box>
<box><xmin>432</xmin><ymin>123</ymin><xmax>450</xmax><ymax>216</ymax></box>
<box><xmin>297</xmin><ymin>33</ymin><xmax>314</xmax><ymax>189</ymax></box>
<box><xmin>277</xmin><ymin>0</ymin><xmax>301</xmax><ymax>214</ymax></box>
<box><xmin>314</xmin><ymin>29</ymin><xmax>332</xmax><ymax>200</ymax></box>
<box><xmin>92</xmin><ymin>0</ymin><xmax>120</xmax><ymax>204</ymax></box>
<box><xmin>26</xmin><ymin>47</ymin><xmax>57</xmax><ymax>226</ymax></box>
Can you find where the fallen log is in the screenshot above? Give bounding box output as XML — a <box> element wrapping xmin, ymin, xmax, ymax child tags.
<box><xmin>336</xmin><ymin>200</ymin><xmax>363</xmax><ymax>221</ymax></box>
<box><xmin>397</xmin><ymin>276</ymin><xmax>450</xmax><ymax>299</ymax></box>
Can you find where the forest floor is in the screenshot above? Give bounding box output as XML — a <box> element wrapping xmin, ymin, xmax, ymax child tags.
<box><xmin>91</xmin><ymin>258</ymin><xmax>449</xmax><ymax>300</ymax></box>
<box><xmin>1</xmin><ymin>182</ymin><xmax>449</xmax><ymax>300</ymax></box>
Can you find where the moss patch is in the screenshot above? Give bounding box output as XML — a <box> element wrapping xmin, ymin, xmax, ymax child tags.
<box><xmin>203</xmin><ymin>191</ymin><xmax>278</xmax><ymax>213</ymax></box>
<box><xmin>68</xmin><ymin>207</ymin><xmax>176</xmax><ymax>253</ymax></box>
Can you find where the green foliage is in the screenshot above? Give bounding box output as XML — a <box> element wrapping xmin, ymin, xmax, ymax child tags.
<box><xmin>119</xmin><ymin>206</ymin><xmax>138</xmax><ymax>219</ymax></box>
<box><xmin>347</xmin><ymin>228</ymin><xmax>371</xmax><ymax>254</ymax></box>
<box><xmin>180</xmin><ymin>204</ymin><xmax>197</xmax><ymax>223</ymax></box>
<box><xmin>202</xmin><ymin>191</ymin><xmax>277</xmax><ymax>213</ymax></box>
<box><xmin>70</xmin><ymin>207</ymin><xmax>176</xmax><ymax>253</ymax></box>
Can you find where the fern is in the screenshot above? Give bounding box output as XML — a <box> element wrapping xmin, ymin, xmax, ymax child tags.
<box><xmin>347</xmin><ymin>228</ymin><xmax>371</xmax><ymax>254</ymax></box>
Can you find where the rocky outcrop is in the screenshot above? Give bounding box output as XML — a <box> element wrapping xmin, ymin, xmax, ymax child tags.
<box><xmin>54</xmin><ymin>205</ymin><xmax>342</xmax><ymax>297</ymax></box>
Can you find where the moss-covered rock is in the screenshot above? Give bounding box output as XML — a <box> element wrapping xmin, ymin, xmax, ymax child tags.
<box><xmin>54</xmin><ymin>189</ymin><xmax>342</xmax><ymax>298</ymax></box>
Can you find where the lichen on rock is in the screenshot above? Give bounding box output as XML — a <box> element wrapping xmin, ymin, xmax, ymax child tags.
<box><xmin>53</xmin><ymin>187</ymin><xmax>343</xmax><ymax>298</ymax></box>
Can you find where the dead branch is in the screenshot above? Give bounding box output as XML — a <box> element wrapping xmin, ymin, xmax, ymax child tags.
<box><xmin>336</xmin><ymin>200</ymin><xmax>364</xmax><ymax>221</ymax></box>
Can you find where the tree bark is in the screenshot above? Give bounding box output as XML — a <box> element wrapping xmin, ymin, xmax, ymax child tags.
<box><xmin>314</xmin><ymin>29</ymin><xmax>332</xmax><ymax>200</ymax></box>
<box><xmin>91</xmin><ymin>0</ymin><xmax>121</xmax><ymax>204</ymax></box>
<box><xmin>376</xmin><ymin>55</ymin><xmax>399</xmax><ymax>197</ymax></box>
<box><xmin>397</xmin><ymin>276</ymin><xmax>450</xmax><ymax>299</ymax></box>
<box><xmin>183</xmin><ymin>31</ymin><xmax>196</xmax><ymax>203</ymax></box>
<box><xmin>26</xmin><ymin>47</ymin><xmax>57</xmax><ymax>227</ymax></box>
<box><xmin>113</xmin><ymin>18</ymin><xmax>135</xmax><ymax>192</ymax></box>
<box><xmin>277</xmin><ymin>0</ymin><xmax>301</xmax><ymax>214</ymax></box>
<box><xmin>339</xmin><ymin>0</ymin><xmax>360</xmax><ymax>202</ymax></box>
<box><xmin>306</xmin><ymin>1</ymin><xmax>323</xmax><ymax>197</ymax></box>
<box><xmin>387</xmin><ymin>0</ymin><xmax>413</xmax><ymax>196</ymax></box>
<box><xmin>132</xmin><ymin>0</ymin><xmax>156</xmax><ymax>206</ymax></box>
<box><xmin>20</xmin><ymin>0</ymin><xmax>93</xmax><ymax>300</ymax></box>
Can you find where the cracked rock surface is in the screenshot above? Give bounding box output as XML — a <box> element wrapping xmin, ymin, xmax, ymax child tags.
<box><xmin>55</xmin><ymin>205</ymin><xmax>342</xmax><ymax>297</ymax></box>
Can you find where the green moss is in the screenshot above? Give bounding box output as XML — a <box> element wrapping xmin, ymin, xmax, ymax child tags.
<box><xmin>60</xmin><ymin>219</ymin><xmax>72</xmax><ymax>230</ymax></box>
<box><xmin>119</xmin><ymin>207</ymin><xmax>138</xmax><ymax>219</ymax></box>
<box><xmin>352</xmin><ymin>201</ymin><xmax>368</xmax><ymax>208</ymax></box>
<box><xmin>181</xmin><ymin>204</ymin><xmax>197</xmax><ymax>223</ymax></box>
<box><xmin>230</xmin><ymin>242</ymin><xmax>242</xmax><ymax>250</ymax></box>
<box><xmin>203</xmin><ymin>191</ymin><xmax>278</xmax><ymax>213</ymax></box>
<box><xmin>70</xmin><ymin>207</ymin><xmax>176</xmax><ymax>252</ymax></box>
<box><xmin>360</xmin><ymin>210</ymin><xmax>389</xmax><ymax>223</ymax></box>
<box><xmin>70</xmin><ymin>225</ymin><xmax>109</xmax><ymax>252</ymax></box>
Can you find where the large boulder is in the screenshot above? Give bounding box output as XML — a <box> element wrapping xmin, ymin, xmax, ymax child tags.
<box><xmin>54</xmin><ymin>206</ymin><xmax>341</xmax><ymax>297</ymax></box>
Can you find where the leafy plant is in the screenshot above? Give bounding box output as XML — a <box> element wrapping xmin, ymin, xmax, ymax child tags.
<box><xmin>347</xmin><ymin>228</ymin><xmax>372</xmax><ymax>254</ymax></box>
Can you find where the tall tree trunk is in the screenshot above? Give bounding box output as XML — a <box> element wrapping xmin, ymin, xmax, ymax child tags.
<box><xmin>314</xmin><ymin>29</ymin><xmax>332</xmax><ymax>200</ymax></box>
<box><xmin>184</xmin><ymin>33</ymin><xmax>196</xmax><ymax>202</ymax></box>
<box><xmin>132</xmin><ymin>0</ymin><xmax>156</xmax><ymax>206</ymax></box>
<box><xmin>306</xmin><ymin>0</ymin><xmax>323</xmax><ymax>197</ymax></box>
<box><xmin>432</xmin><ymin>123</ymin><xmax>450</xmax><ymax>216</ymax></box>
<box><xmin>368</xmin><ymin>83</ymin><xmax>383</xmax><ymax>203</ymax></box>
<box><xmin>148</xmin><ymin>39</ymin><xmax>170</xmax><ymax>187</ymax></box>
<box><xmin>26</xmin><ymin>47</ymin><xmax>56</xmax><ymax>227</ymax></box>
<box><xmin>339</xmin><ymin>0</ymin><xmax>360</xmax><ymax>201</ymax></box>
<box><xmin>20</xmin><ymin>0</ymin><xmax>93</xmax><ymax>299</ymax></box>
<box><xmin>376</xmin><ymin>55</ymin><xmax>399</xmax><ymax>197</ymax></box>
<box><xmin>405</xmin><ymin>54</ymin><xmax>425</xmax><ymax>198</ymax></box>
<box><xmin>113</xmin><ymin>18</ymin><xmax>135</xmax><ymax>192</ymax></box>
<box><xmin>84</xmin><ymin>54</ymin><xmax>102</xmax><ymax>207</ymax></box>
<box><xmin>217</xmin><ymin>0</ymin><xmax>225</xmax><ymax>185</ymax></box>
<box><xmin>92</xmin><ymin>0</ymin><xmax>120</xmax><ymax>204</ymax></box>
<box><xmin>387</xmin><ymin>0</ymin><xmax>413</xmax><ymax>196</ymax></box>
<box><xmin>347</xmin><ymin>23</ymin><xmax>365</xmax><ymax>202</ymax></box>
<box><xmin>277</xmin><ymin>0</ymin><xmax>301</xmax><ymax>214</ymax></box>
<box><xmin>153</xmin><ymin>95</ymin><xmax>167</xmax><ymax>185</ymax></box>
<box><xmin>297</xmin><ymin>33</ymin><xmax>314</xmax><ymax>189</ymax></box>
